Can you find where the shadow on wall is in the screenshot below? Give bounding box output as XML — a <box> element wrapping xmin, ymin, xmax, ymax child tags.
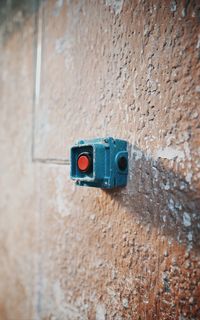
<box><xmin>105</xmin><ymin>144</ymin><xmax>200</xmax><ymax>252</ymax></box>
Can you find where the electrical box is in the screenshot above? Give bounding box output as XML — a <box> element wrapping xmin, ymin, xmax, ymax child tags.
<box><xmin>70</xmin><ymin>137</ymin><xmax>128</xmax><ymax>189</ymax></box>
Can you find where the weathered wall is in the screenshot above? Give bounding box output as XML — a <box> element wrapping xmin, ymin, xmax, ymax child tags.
<box><xmin>0</xmin><ymin>0</ymin><xmax>200</xmax><ymax>319</ymax></box>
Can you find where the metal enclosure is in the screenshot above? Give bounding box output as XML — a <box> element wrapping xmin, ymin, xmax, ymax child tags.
<box><xmin>70</xmin><ymin>137</ymin><xmax>128</xmax><ymax>188</ymax></box>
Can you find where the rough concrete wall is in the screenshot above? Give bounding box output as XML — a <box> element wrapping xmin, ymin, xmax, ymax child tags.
<box><xmin>0</xmin><ymin>4</ymin><xmax>37</xmax><ymax>319</ymax></box>
<box><xmin>0</xmin><ymin>0</ymin><xmax>200</xmax><ymax>319</ymax></box>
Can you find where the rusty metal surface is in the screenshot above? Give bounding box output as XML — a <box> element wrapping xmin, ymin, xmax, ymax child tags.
<box><xmin>0</xmin><ymin>0</ymin><xmax>200</xmax><ymax>319</ymax></box>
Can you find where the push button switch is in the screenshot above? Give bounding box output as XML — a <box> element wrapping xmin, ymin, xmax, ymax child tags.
<box><xmin>77</xmin><ymin>153</ymin><xmax>92</xmax><ymax>172</ymax></box>
<box><xmin>70</xmin><ymin>137</ymin><xmax>128</xmax><ymax>189</ymax></box>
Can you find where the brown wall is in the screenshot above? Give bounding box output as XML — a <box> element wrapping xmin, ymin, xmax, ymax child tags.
<box><xmin>0</xmin><ymin>0</ymin><xmax>200</xmax><ymax>319</ymax></box>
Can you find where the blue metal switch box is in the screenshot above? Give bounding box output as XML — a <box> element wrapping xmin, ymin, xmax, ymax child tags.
<box><xmin>70</xmin><ymin>137</ymin><xmax>128</xmax><ymax>189</ymax></box>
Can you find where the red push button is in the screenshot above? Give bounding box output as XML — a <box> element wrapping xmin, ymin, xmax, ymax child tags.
<box><xmin>77</xmin><ymin>154</ymin><xmax>91</xmax><ymax>172</ymax></box>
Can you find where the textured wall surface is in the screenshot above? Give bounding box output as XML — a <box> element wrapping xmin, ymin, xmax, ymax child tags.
<box><xmin>0</xmin><ymin>0</ymin><xmax>200</xmax><ymax>319</ymax></box>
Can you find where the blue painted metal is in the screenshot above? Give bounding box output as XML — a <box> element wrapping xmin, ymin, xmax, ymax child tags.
<box><xmin>70</xmin><ymin>137</ymin><xmax>128</xmax><ymax>189</ymax></box>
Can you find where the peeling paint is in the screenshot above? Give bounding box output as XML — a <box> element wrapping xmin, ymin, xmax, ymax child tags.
<box><xmin>53</xmin><ymin>0</ymin><xmax>64</xmax><ymax>16</ymax></box>
<box><xmin>185</xmin><ymin>172</ymin><xmax>193</xmax><ymax>184</ymax></box>
<box><xmin>187</xmin><ymin>231</ymin><xmax>193</xmax><ymax>242</ymax></box>
<box><xmin>170</xmin><ymin>0</ymin><xmax>177</xmax><ymax>12</ymax></box>
<box><xmin>105</xmin><ymin>0</ymin><xmax>124</xmax><ymax>15</ymax></box>
<box><xmin>183</xmin><ymin>212</ymin><xmax>191</xmax><ymax>227</ymax></box>
<box><xmin>156</xmin><ymin>147</ymin><xmax>185</xmax><ymax>161</ymax></box>
<box><xmin>96</xmin><ymin>304</ymin><xmax>106</xmax><ymax>320</ymax></box>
